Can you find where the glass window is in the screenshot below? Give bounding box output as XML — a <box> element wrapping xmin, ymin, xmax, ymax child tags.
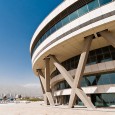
<box><xmin>40</xmin><ymin>36</ymin><xmax>43</xmax><ymax>42</ymax></box>
<box><xmin>96</xmin><ymin>48</ymin><xmax>102</xmax><ymax>55</ymax></box>
<box><xmin>97</xmin><ymin>55</ymin><xmax>103</xmax><ymax>63</ymax></box>
<box><xmin>90</xmin><ymin>56</ymin><xmax>97</xmax><ymax>65</ymax></box>
<box><xmin>102</xmin><ymin>74</ymin><xmax>111</xmax><ymax>84</ymax></box>
<box><xmin>99</xmin><ymin>0</ymin><xmax>112</xmax><ymax>6</ymax></box>
<box><xmin>46</xmin><ymin>30</ymin><xmax>51</xmax><ymax>37</ymax></box>
<box><xmin>70</xmin><ymin>58</ymin><xmax>75</xmax><ymax>69</ymax></box>
<box><xmin>89</xmin><ymin>50</ymin><xmax>96</xmax><ymax>57</ymax></box>
<box><xmin>78</xmin><ymin>5</ymin><xmax>88</xmax><ymax>17</ymax></box>
<box><xmin>87</xmin><ymin>76</ymin><xmax>96</xmax><ymax>85</ymax></box>
<box><xmin>110</xmin><ymin>73</ymin><xmax>115</xmax><ymax>84</ymax></box>
<box><xmin>97</xmin><ymin>76</ymin><xmax>103</xmax><ymax>85</ymax></box>
<box><xmin>88</xmin><ymin>0</ymin><xmax>99</xmax><ymax>11</ymax></box>
<box><xmin>86</xmin><ymin>58</ymin><xmax>91</xmax><ymax>65</ymax></box>
<box><xmin>62</xmin><ymin>16</ymin><xmax>70</xmax><ymax>26</ymax></box>
<box><xmin>111</xmin><ymin>52</ymin><xmax>115</xmax><ymax>60</ymax></box>
<box><xmin>55</xmin><ymin>21</ymin><xmax>62</xmax><ymax>30</ymax></box>
<box><xmin>50</xmin><ymin>26</ymin><xmax>56</xmax><ymax>34</ymax></box>
<box><xmin>81</xmin><ymin>78</ymin><xmax>87</xmax><ymax>87</ymax></box>
<box><xmin>92</xmin><ymin>93</ymin><xmax>115</xmax><ymax>107</ymax></box>
<box><xmin>65</xmin><ymin>81</ymin><xmax>70</xmax><ymax>88</ymax></box>
<box><xmin>102</xmin><ymin>47</ymin><xmax>109</xmax><ymax>54</ymax></box>
<box><xmin>109</xmin><ymin>46</ymin><xmax>115</xmax><ymax>52</ymax></box>
<box><xmin>102</xmin><ymin>53</ymin><xmax>112</xmax><ymax>62</ymax></box>
<box><xmin>69</xmin><ymin>11</ymin><xmax>78</xmax><ymax>22</ymax></box>
<box><xmin>60</xmin><ymin>82</ymin><xmax>65</xmax><ymax>90</ymax></box>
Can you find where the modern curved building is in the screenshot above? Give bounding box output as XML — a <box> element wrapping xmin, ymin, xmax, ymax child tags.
<box><xmin>30</xmin><ymin>0</ymin><xmax>115</xmax><ymax>108</ymax></box>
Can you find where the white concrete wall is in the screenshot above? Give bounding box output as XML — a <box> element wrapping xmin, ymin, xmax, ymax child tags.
<box><xmin>31</xmin><ymin>2</ymin><xmax>115</xmax><ymax>66</ymax></box>
<box><xmin>54</xmin><ymin>84</ymin><xmax>115</xmax><ymax>96</ymax></box>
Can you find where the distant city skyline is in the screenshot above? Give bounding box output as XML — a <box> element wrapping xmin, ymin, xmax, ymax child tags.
<box><xmin>0</xmin><ymin>84</ymin><xmax>42</xmax><ymax>97</ymax></box>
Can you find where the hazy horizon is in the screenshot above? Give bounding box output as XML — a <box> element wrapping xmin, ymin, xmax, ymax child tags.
<box><xmin>0</xmin><ymin>0</ymin><xmax>62</xmax><ymax>96</ymax></box>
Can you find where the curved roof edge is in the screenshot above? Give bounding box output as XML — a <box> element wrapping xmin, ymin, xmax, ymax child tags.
<box><xmin>29</xmin><ymin>0</ymin><xmax>78</xmax><ymax>52</ymax></box>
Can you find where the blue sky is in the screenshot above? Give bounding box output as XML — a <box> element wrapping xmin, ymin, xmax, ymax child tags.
<box><xmin>0</xmin><ymin>0</ymin><xmax>62</xmax><ymax>86</ymax></box>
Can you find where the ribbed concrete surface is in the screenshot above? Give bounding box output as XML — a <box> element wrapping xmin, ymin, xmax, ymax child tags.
<box><xmin>0</xmin><ymin>101</ymin><xmax>115</xmax><ymax>115</ymax></box>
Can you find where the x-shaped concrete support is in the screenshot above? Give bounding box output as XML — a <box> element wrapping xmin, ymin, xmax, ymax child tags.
<box><xmin>49</xmin><ymin>35</ymin><xmax>95</xmax><ymax>109</ymax></box>
<box><xmin>37</xmin><ymin>69</ymin><xmax>55</xmax><ymax>106</ymax></box>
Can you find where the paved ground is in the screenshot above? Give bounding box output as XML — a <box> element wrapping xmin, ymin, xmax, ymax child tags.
<box><xmin>0</xmin><ymin>101</ymin><xmax>115</xmax><ymax>115</ymax></box>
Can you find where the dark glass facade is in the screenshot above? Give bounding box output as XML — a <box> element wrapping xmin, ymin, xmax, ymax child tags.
<box><xmin>51</xmin><ymin>45</ymin><xmax>115</xmax><ymax>78</ymax></box>
<box><xmin>53</xmin><ymin>45</ymin><xmax>115</xmax><ymax>107</ymax></box>
<box><xmin>91</xmin><ymin>93</ymin><xmax>115</xmax><ymax>107</ymax></box>
<box><xmin>57</xmin><ymin>93</ymin><xmax>115</xmax><ymax>107</ymax></box>
<box><xmin>32</xmin><ymin>0</ymin><xmax>113</xmax><ymax>56</ymax></box>
<box><xmin>54</xmin><ymin>72</ymin><xmax>115</xmax><ymax>90</ymax></box>
<box><xmin>55</xmin><ymin>72</ymin><xmax>115</xmax><ymax>107</ymax></box>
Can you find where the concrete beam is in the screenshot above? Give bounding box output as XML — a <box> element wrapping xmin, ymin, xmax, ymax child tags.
<box><xmin>99</xmin><ymin>30</ymin><xmax>115</xmax><ymax>48</ymax></box>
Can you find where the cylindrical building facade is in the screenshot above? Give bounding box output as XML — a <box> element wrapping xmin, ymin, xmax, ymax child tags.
<box><xmin>30</xmin><ymin>0</ymin><xmax>115</xmax><ymax>108</ymax></box>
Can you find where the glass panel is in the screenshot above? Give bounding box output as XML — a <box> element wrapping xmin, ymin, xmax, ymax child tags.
<box><xmin>69</xmin><ymin>11</ymin><xmax>78</xmax><ymax>22</ymax></box>
<box><xmin>96</xmin><ymin>48</ymin><xmax>102</xmax><ymax>55</ymax></box>
<box><xmin>101</xmin><ymin>94</ymin><xmax>110</xmax><ymax>106</ymax></box>
<box><xmin>88</xmin><ymin>0</ymin><xmax>99</xmax><ymax>11</ymax></box>
<box><xmin>99</xmin><ymin>0</ymin><xmax>112</xmax><ymax>6</ymax></box>
<box><xmin>55</xmin><ymin>21</ymin><xmax>62</xmax><ymax>30</ymax></box>
<box><xmin>89</xmin><ymin>56</ymin><xmax>97</xmax><ymax>65</ymax></box>
<box><xmin>86</xmin><ymin>58</ymin><xmax>91</xmax><ymax>65</ymax></box>
<box><xmin>50</xmin><ymin>26</ymin><xmax>56</xmax><ymax>34</ymax></box>
<box><xmin>89</xmin><ymin>50</ymin><xmax>96</xmax><ymax>57</ymax></box>
<box><xmin>42</xmin><ymin>34</ymin><xmax>46</xmax><ymax>42</ymax></box>
<box><xmin>102</xmin><ymin>53</ymin><xmax>112</xmax><ymax>62</ymax></box>
<box><xmin>62</xmin><ymin>16</ymin><xmax>70</xmax><ymax>26</ymax></box>
<box><xmin>87</xmin><ymin>76</ymin><xmax>96</xmax><ymax>85</ymax></box>
<box><xmin>46</xmin><ymin>30</ymin><xmax>51</xmax><ymax>37</ymax></box>
<box><xmin>102</xmin><ymin>47</ymin><xmax>109</xmax><ymax>53</ymax></box>
<box><xmin>111</xmin><ymin>52</ymin><xmax>115</xmax><ymax>60</ymax></box>
<box><xmin>70</xmin><ymin>58</ymin><xmax>75</xmax><ymax>69</ymax></box>
<box><xmin>60</xmin><ymin>82</ymin><xmax>65</xmax><ymax>89</ymax></box>
<box><xmin>81</xmin><ymin>78</ymin><xmax>87</xmax><ymax>87</ymax></box>
<box><xmin>109</xmin><ymin>46</ymin><xmax>115</xmax><ymax>52</ymax></box>
<box><xmin>102</xmin><ymin>74</ymin><xmax>111</xmax><ymax>84</ymax></box>
<box><xmin>110</xmin><ymin>73</ymin><xmax>115</xmax><ymax>84</ymax></box>
<box><xmin>97</xmin><ymin>76</ymin><xmax>103</xmax><ymax>85</ymax></box>
<box><xmin>42</xmin><ymin>35</ymin><xmax>46</xmax><ymax>41</ymax></box>
<box><xmin>97</xmin><ymin>55</ymin><xmax>103</xmax><ymax>63</ymax></box>
<box><xmin>78</xmin><ymin>5</ymin><xmax>88</xmax><ymax>17</ymax></box>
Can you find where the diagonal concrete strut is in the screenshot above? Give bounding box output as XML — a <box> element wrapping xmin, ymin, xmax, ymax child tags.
<box><xmin>49</xmin><ymin>35</ymin><xmax>95</xmax><ymax>109</ymax></box>
<box><xmin>99</xmin><ymin>30</ymin><xmax>115</xmax><ymax>48</ymax></box>
<box><xmin>37</xmin><ymin>69</ymin><xmax>54</xmax><ymax>106</ymax></box>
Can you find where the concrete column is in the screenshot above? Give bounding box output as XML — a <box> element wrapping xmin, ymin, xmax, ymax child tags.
<box><xmin>37</xmin><ymin>69</ymin><xmax>49</xmax><ymax>105</ymax></box>
<box><xmin>44</xmin><ymin>57</ymin><xmax>55</xmax><ymax>106</ymax></box>
<box><xmin>99</xmin><ymin>30</ymin><xmax>115</xmax><ymax>48</ymax></box>
<box><xmin>60</xmin><ymin>96</ymin><xmax>63</xmax><ymax>105</ymax></box>
<box><xmin>44</xmin><ymin>57</ymin><xmax>50</xmax><ymax>92</ymax></box>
